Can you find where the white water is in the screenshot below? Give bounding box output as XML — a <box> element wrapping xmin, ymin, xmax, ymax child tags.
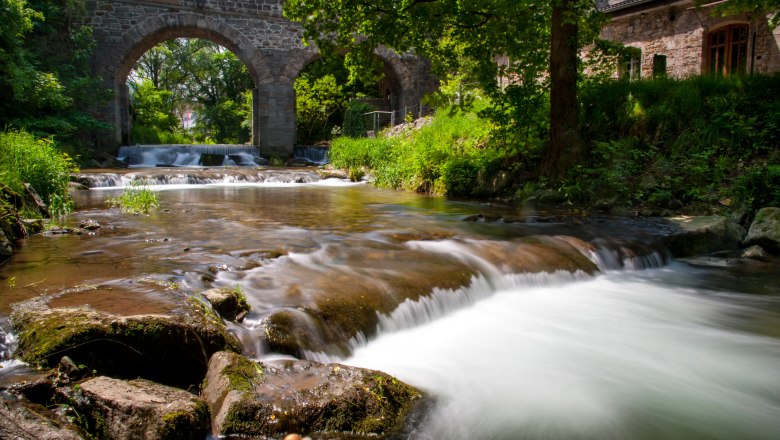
<box><xmin>345</xmin><ymin>265</ymin><xmax>780</xmax><ymax>440</ymax></box>
<box><xmin>117</xmin><ymin>145</ymin><xmax>261</xmax><ymax>167</ymax></box>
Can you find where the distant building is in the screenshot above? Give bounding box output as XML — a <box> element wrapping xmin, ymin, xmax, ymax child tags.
<box><xmin>597</xmin><ymin>0</ymin><xmax>780</xmax><ymax>78</ymax></box>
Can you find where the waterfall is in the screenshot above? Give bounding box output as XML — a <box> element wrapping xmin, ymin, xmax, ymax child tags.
<box><xmin>293</xmin><ymin>146</ymin><xmax>329</xmax><ymax>164</ymax></box>
<box><xmin>117</xmin><ymin>144</ymin><xmax>263</xmax><ymax>168</ymax></box>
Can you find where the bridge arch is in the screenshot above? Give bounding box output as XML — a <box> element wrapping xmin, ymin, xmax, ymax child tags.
<box><xmin>97</xmin><ymin>13</ymin><xmax>275</xmax><ymax>148</ymax></box>
<box><xmin>86</xmin><ymin>0</ymin><xmax>437</xmax><ymax>157</ymax></box>
<box><xmin>283</xmin><ymin>46</ymin><xmax>424</xmax><ymax>111</ymax></box>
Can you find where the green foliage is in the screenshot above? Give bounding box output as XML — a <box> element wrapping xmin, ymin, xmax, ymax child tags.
<box><xmin>130</xmin><ymin>79</ymin><xmax>178</xmax><ymax>132</ymax></box>
<box><xmin>105</xmin><ymin>180</ymin><xmax>160</xmax><ymax>214</ymax></box>
<box><xmin>294</xmin><ymin>74</ymin><xmax>347</xmax><ymax>144</ymax></box>
<box><xmin>330</xmin><ymin>105</ymin><xmax>498</xmax><ymax>196</ymax></box>
<box><xmin>559</xmin><ymin>74</ymin><xmax>780</xmax><ymax>212</ymax></box>
<box><xmin>342</xmin><ymin>101</ymin><xmax>375</xmax><ymax>138</ymax></box>
<box><xmin>129</xmin><ymin>38</ymin><xmax>253</xmax><ymax>144</ymax></box>
<box><xmin>0</xmin><ymin>0</ymin><xmax>110</xmax><ymax>158</ymax></box>
<box><xmin>284</xmin><ymin>0</ymin><xmax>603</xmax><ymax>173</ymax></box>
<box><xmin>0</xmin><ymin>130</ymin><xmax>77</xmax><ymax>217</ymax></box>
<box><xmin>696</xmin><ymin>0</ymin><xmax>780</xmax><ymax>28</ymax></box>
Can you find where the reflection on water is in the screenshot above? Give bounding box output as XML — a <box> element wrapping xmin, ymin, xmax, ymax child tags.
<box><xmin>0</xmin><ymin>180</ymin><xmax>778</xmax><ymax>439</ymax></box>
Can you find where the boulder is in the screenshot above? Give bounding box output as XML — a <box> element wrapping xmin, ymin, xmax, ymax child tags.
<box><xmin>202</xmin><ymin>351</ymin><xmax>422</xmax><ymax>439</ymax></box>
<box><xmin>10</xmin><ymin>299</ymin><xmax>241</xmax><ymax>389</ymax></box>
<box><xmin>202</xmin><ymin>287</ymin><xmax>251</xmax><ymax>322</ymax></box>
<box><xmin>659</xmin><ymin>215</ymin><xmax>746</xmax><ymax>258</ymax></box>
<box><xmin>71</xmin><ymin>376</ymin><xmax>209</xmax><ymax>440</ymax></box>
<box><xmin>744</xmin><ymin>207</ymin><xmax>780</xmax><ymax>254</ymax></box>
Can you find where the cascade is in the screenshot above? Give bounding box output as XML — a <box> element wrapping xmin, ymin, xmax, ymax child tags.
<box><xmin>117</xmin><ymin>144</ymin><xmax>263</xmax><ymax>168</ymax></box>
<box><xmin>293</xmin><ymin>146</ymin><xmax>329</xmax><ymax>164</ymax></box>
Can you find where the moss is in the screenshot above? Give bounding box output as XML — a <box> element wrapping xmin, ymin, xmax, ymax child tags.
<box><xmin>224</xmin><ymin>356</ymin><xmax>264</xmax><ymax>392</ymax></box>
<box><xmin>11</xmin><ymin>304</ymin><xmax>241</xmax><ymax>389</ymax></box>
<box><xmin>159</xmin><ymin>400</ymin><xmax>209</xmax><ymax>440</ymax></box>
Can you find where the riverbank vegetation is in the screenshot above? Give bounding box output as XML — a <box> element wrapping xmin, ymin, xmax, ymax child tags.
<box><xmin>331</xmin><ymin>74</ymin><xmax>780</xmax><ymax>216</ymax></box>
<box><xmin>0</xmin><ymin>130</ymin><xmax>77</xmax><ymax>218</ymax></box>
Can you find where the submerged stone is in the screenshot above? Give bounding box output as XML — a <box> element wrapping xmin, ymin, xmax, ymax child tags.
<box><xmin>202</xmin><ymin>351</ymin><xmax>422</xmax><ymax>439</ymax></box>
<box><xmin>73</xmin><ymin>376</ymin><xmax>209</xmax><ymax>440</ymax></box>
<box><xmin>10</xmin><ymin>300</ymin><xmax>241</xmax><ymax>389</ymax></box>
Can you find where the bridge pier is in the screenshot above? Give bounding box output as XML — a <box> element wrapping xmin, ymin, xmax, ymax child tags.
<box><xmin>255</xmin><ymin>82</ymin><xmax>296</xmax><ymax>158</ymax></box>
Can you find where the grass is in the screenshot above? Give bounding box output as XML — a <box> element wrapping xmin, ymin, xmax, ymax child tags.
<box><xmin>105</xmin><ymin>180</ymin><xmax>160</xmax><ymax>214</ymax></box>
<box><xmin>0</xmin><ymin>130</ymin><xmax>77</xmax><ymax>217</ymax></box>
<box><xmin>329</xmin><ymin>103</ymin><xmax>494</xmax><ymax>196</ymax></box>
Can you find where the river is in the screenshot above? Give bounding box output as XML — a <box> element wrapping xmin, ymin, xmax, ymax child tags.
<box><xmin>1</xmin><ymin>170</ymin><xmax>779</xmax><ymax>439</ymax></box>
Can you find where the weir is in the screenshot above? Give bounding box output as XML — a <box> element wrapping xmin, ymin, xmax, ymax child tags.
<box><xmin>117</xmin><ymin>144</ymin><xmax>263</xmax><ymax>167</ymax></box>
<box><xmin>293</xmin><ymin>146</ymin><xmax>329</xmax><ymax>164</ymax></box>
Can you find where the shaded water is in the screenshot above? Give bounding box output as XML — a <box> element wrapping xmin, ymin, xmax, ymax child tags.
<box><xmin>1</xmin><ymin>174</ymin><xmax>779</xmax><ymax>438</ymax></box>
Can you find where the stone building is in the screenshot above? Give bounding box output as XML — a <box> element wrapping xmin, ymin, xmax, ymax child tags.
<box><xmin>598</xmin><ymin>0</ymin><xmax>780</xmax><ymax>78</ymax></box>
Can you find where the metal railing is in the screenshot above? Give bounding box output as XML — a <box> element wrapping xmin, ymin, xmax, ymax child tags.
<box><xmin>363</xmin><ymin>103</ymin><xmax>436</xmax><ymax>135</ymax></box>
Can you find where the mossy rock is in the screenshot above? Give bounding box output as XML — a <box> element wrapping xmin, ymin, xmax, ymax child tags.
<box><xmin>744</xmin><ymin>207</ymin><xmax>780</xmax><ymax>254</ymax></box>
<box><xmin>73</xmin><ymin>376</ymin><xmax>209</xmax><ymax>440</ymax></box>
<box><xmin>660</xmin><ymin>215</ymin><xmax>746</xmax><ymax>258</ymax></box>
<box><xmin>202</xmin><ymin>287</ymin><xmax>251</xmax><ymax>322</ymax></box>
<box><xmin>11</xmin><ymin>301</ymin><xmax>241</xmax><ymax>389</ymax></box>
<box><xmin>203</xmin><ymin>352</ymin><xmax>422</xmax><ymax>439</ymax></box>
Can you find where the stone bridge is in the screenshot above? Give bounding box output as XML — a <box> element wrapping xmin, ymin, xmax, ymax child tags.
<box><xmin>83</xmin><ymin>0</ymin><xmax>438</xmax><ymax>156</ymax></box>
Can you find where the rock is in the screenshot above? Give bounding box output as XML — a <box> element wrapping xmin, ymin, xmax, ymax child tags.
<box><xmin>0</xmin><ymin>400</ymin><xmax>84</xmax><ymax>440</ymax></box>
<box><xmin>10</xmin><ymin>299</ymin><xmax>241</xmax><ymax>389</ymax></box>
<box><xmin>21</xmin><ymin>218</ymin><xmax>44</xmax><ymax>234</ymax></box>
<box><xmin>78</xmin><ymin>219</ymin><xmax>101</xmax><ymax>231</ymax></box>
<box><xmin>73</xmin><ymin>376</ymin><xmax>209</xmax><ymax>440</ymax></box>
<box><xmin>23</xmin><ymin>183</ymin><xmax>49</xmax><ymax>217</ymax></box>
<box><xmin>744</xmin><ymin>207</ymin><xmax>780</xmax><ymax>254</ymax></box>
<box><xmin>202</xmin><ymin>352</ymin><xmax>422</xmax><ymax>439</ymax></box>
<box><xmin>742</xmin><ymin>245</ymin><xmax>769</xmax><ymax>262</ymax></box>
<box><xmin>659</xmin><ymin>215</ymin><xmax>746</xmax><ymax>258</ymax></box>
<box><xmin>202</xmin><ymin>287</ymin><xmax>251</xmax><ymax>322</ymax></box>
<box><xmin>0</xmin><ymin>230</ymin><xmax>12</xmax><ymax>258</ymax></box>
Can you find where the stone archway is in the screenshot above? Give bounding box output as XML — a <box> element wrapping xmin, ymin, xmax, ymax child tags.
<box><xmin>85</xmin><ymin>0</ymin><xmax>437</xmax><ymax>157</ymax></box>
<box><xmin>95</xmin><ymin>13</ymin><xmax>274</xmax><ymax>149</ymax></box>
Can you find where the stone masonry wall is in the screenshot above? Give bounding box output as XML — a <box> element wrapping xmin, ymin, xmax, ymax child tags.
<box><xmin>600</xmin><ymin>0</ymin><xmax>780</xmax><ymax>78</ymax></box>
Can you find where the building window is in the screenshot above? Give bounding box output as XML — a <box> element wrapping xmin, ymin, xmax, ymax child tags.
<box><xmin>621</xmin><ymin>49</ymin><xmax>641</xmax><ymax>80</ymax></box>
<box><xmin>707</xmin><ymin>24</ymin><xmax>748</xmax><ymax>75</ymax></box>
<box><xmin>653</xmin><ymin>54</ymin><xmax>667</xmax><ymax>77</ymax></box>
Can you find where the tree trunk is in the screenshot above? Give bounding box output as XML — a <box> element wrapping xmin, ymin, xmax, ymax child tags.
<box><xmin>544</xmin><ymin>0</ymin><xmax>583</xmax><ymax>178</ymax></box>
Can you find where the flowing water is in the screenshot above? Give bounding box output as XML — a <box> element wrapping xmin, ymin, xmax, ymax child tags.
<box><xmin>1</xmin><ymin>171</ymin><xmax>779</xmax><ymax>439</ymax></box>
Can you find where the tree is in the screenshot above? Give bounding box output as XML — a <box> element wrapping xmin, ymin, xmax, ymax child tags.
<box><xmin>696</xmin><ymin>0</ymin><xmax>780</xmax><ymax>27</ymax></box>
<box><xmin>0</xmin><ymin>0</ymin><xmax>108</xmax><ymax>153</ymax></box>
<box><xmin>128</xmin><ymin>38</ymin><xmax>253</xmax><ymax>144</ymax></box>
<box><xmin>294</xmin><ymin>74</ymin><xmax>346</xmax><ymax>143</ymax></box>
<box><xmin>283</xmin><ymin>0</ymin><xmax>603</xmax><ymax>177</ymax></box>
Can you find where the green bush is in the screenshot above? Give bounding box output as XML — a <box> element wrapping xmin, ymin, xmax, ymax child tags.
<box><xmin>570</xmin><ymin>74</ymin><xmax>780</xmax><ymax>212</ymax></box>
<box><xmin>0</xmin><ymin>130</ymin><xmax>77</xmax><ymax>217</ymax></box>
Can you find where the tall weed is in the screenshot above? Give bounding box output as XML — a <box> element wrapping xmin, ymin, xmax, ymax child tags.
<box><xmin>0</xmin><ymin>130</ymin><xmax>77</xmax><ymax>217</ymax></box>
